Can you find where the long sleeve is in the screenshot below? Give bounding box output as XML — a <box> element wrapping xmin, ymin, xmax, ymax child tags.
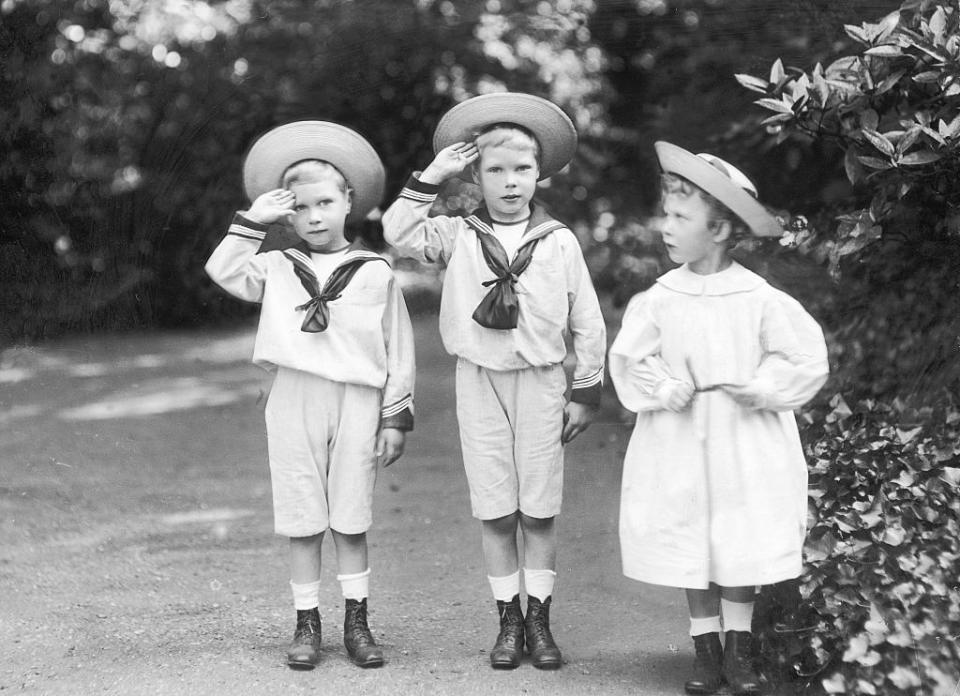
<box><xmin>750</xmin><ymin>293</ymin><xmax>829</xmax><ymax>411</ymax></box>
<box><xmin>379</xmin><ymin>274</ymin><xmax>416</xmax><ymax>430</ymax></box>
<box><xmin>204</xmin><ymin>214</ymin><xmax>272</xmax><ymax>302</ymax></box>
<box><xmin>609</xmin><ymin>291</ymin><xmax>676</xmax><ymax>412</ymax></box>
<box><xmin>381</xmin><ymin>175</ymin><xmax>460</xmax><ymax>265</ymax></box>
<box><xmin>562</xmin><ymin>235</ymin><xmax>606</xmax><ymax>405</ymax></box>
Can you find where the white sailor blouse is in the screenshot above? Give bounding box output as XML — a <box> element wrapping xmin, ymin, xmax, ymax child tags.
<box><xmin>382</xmin><ymin>175</ymin><xmax>605</xmax><ymax>405</ymax></box>
<box><xmin>205</xmin><ymin>213</ymin><xmax>415</xmax><ymax>430</ymax></box>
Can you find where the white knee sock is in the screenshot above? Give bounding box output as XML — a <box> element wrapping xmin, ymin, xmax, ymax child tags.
<box><xmin>523</xmin><ymin>568</ymin><xmax>556</xmax><ymax>602</ymax></box>
<box><xmin>689</xmin><ymin>615</ymin><xmax>723</xmax><ymax>636</ymax></box>
<box><xmin>720</xmin><ymin>598</ymin><xmax>755</xmax><ymax>633</ymax></box>
<box><xmin>488</xmin><ymin>570</ymin><xmax>521</xmax><ymax>601</ymax></box>
<box><xmin>337</xmin><ymin>568</ymin><xmax>371</xmax><ymax>601</ymax></box>
<box><xmin>290</xmin><ymin>579</ymin><xmax>322</xmax><ymax>611</ymax></box>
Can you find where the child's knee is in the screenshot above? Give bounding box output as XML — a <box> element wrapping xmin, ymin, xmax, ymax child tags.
<box><xmin>519</xmin><ymin>512</ymin><xmax>555</xmax><ymax>532</ymax></box>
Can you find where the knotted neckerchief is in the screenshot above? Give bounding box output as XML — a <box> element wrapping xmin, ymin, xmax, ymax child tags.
<box><xmin>282</xmin><ymin>243</ymin><xmax>387</xmax><ymax>333</ymax></box>
<box><xmin>465</xmin><ymin>207</ymin><xmax>565</xmax><ymax>330</ymax></box>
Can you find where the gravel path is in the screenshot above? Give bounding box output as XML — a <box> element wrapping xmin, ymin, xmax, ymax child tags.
<box><xmin>2</xmin><ymin>314</ymin><xmax>703</xmax><ymax>695</ymax></box>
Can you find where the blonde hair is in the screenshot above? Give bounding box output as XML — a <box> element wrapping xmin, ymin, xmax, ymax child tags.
<box><xmin>474</xmin><ymin>124</ymin><xmax>541</xmax><ymax>166</ymax></box>
<box><xmin>660</xmin><ymin>172</ymin><xmax>751</xmax><ymax>245</ymax></box>
<box><xmin>281</xmin><ymin>160</ymin><xmax>352</xmax><ymax>199</ymax></box>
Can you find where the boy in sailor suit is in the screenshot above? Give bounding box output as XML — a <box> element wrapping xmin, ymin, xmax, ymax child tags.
<box><xmin>205</xmin><ymin>121</ymin><xmax>414</xmax><ymax>671</ymax></box>
<box><xmin>382</xmin><ymin>93</ymin><xmax>606</xmax><ymax>671</ymax></box>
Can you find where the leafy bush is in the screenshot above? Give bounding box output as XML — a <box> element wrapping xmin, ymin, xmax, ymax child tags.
<box><xmin>759</xmin><ymin>397</ymin><xmax>960</xmax><ymax>695</ymax></box>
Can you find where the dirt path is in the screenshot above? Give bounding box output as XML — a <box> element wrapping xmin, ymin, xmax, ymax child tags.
<box><xmin>2</xmin><ymin>314</ymin><xmax>696</xmax><ymax>695</ymax></box>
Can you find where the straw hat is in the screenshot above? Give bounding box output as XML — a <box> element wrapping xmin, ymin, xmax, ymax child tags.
<box><xmin>654</xmin><ymin>141</ymin><xmax>782</xmax><ymax>237</ymax></box>
<box><xmin>433</xmin><ymin>93</ymin><xmax>578</xmax><ymax>180</ymax></box>
<box><xmin>243</xmin><ymin>121</ymin><xmax>385</xmax><ymax>221</ymax></box>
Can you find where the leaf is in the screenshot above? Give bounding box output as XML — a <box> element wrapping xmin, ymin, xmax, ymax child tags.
<box><xmin>898</xmin><ymin>150</ymin><xmax>941</xmax><ymax>166</ymax></box>
<box><xmin>822</xmin><ymin>673</ymin><xmax>846</xmax><ymax>694</ymax></box>
<box><xmin>912</xmin><ymin>70</ymin><xmax>941</xmax><ymax>83</ymax></box>
<box><xmin>843</xmin><ymin>148</ymin><xmax>863</xmax><ymax>184</ymax></box>
<box><xmin>761</xmin><ymin>113</ymin><xmax>794</xmax><ymax>126</ymax></box>
<box><xmin>874</xmin><ymin>68</ymin><xmax>905</xmax><ymax>94</ymax></box>
<box><xmin>862</xmin><ymin>128</ymin><xmax>895</xmax><ymax>157</ymax></box>
<box><xmin>929</xmin><ymin>6</ymin><xmax>948</xmax><ymax>44</ymax></box>
<box><xmin>883</xmin><ymin>524</ymin><xmax>906</xmax><ymax>546</ymax></box>
<box><xmin>734</xmin><ymin>73</ymin><xmax>769</xmax><ymax>94</ymax></box>
<box><xmin>865</xmin><ymin>44</ymin><xmax>903</xmax><ymax>58</ymax></box>
<box><xmin>844</xmin><ymin>24</ymin><xmax>869</xmax><ymax>44</ymax></box>
<box><xmin>888</xmin><ymin>666</ymin><xmax>922</xmax><ymax>689</ymax></box>
<box><xmin>861</xmin><ymin>109</ymin><xmax>879</xmax><ymax>131</ymax></box>
<box><xmin>940</xmin><ymin>467</ymin><xmax>960</xmax><ymax>485</ymax></box>
<box><xmin>769</xmin><ymin>58</ymin><xmax>785</xmax><ymax>85</ymax></box>
<box><xmin>754</xmin><ymin>97</ymin><xmax>794</xmax><ymax>114</ymax></box>
<box><xmin>857</xmin><ymin>155</ymin><xmax>893</xmax><ymax>170</ymax></box>
<box><xmin>876</xmin><ymin>10</ymin><xmax>901</xmax><ymax>41</ymax></box>
<box><xmin>896</xmin><ymin>425</ymin><xmax>922</xmax><ymax>442</ymax></box>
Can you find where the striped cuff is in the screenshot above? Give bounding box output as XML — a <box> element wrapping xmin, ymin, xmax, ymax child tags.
<box><xmin>228</xmin><ymin>213</ymin><xmax>269</xmax><ymax>241</ymax></box>
<box><xmin>398</xmin><ymin>174</ymin><xmax>440</xmax><ymax>203</ymax></box>
<box><xmin>571</xmin><ymin>367</ymin><xmax>604</xmax><ymax>406</ymax></box>
<box><xmin>381</xmin><ymin>394</ymin><xmax>414</xmax><ymax>431</ymax></box>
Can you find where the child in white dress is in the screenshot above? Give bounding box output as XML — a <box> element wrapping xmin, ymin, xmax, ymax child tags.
<box><xmin>609</xmin><ymin>142</ymin><xmax>829</xmax><ymax>695</ymax></box>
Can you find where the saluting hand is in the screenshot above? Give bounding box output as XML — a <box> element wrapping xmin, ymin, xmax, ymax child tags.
<box><xmin>246</xmin><ymin>188</ymin><xmax>296</xmax><ymax>224</ymax></box>
<box><xmin>419</xmin><ymin>142</ymin><xmax>480</xmax><ymax>185</ymax></box>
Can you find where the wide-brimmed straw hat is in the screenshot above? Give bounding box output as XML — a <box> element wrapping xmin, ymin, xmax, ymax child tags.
<box><xmin>433</xmin><ymin>93</ymin><xmax>577</xmax><ymax>180</ymax></box>
<box><xmin>654</xmin><ymin>141</ymin><xmax>782</xmax><ymax>237</ymax></box>
<box><xmin>243</xmin><ymin>121</ymin><xmax>385</xmax><ymax>221</ymax></box>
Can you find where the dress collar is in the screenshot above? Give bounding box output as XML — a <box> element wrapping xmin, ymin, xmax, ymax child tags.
<box><xmin>657</xmin><ymin>261</ymin><xmax>766</xmax><ymax>296</ymax></box>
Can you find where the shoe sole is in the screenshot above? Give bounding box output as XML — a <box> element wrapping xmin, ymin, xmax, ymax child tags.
<box><xmin>287</xmin><ymin>659</ymin><xmax>319</xmax><ymax>670</ymax></box>
<box><xmin>491</xmin><ymin>659</ymin><xmax>521</xmax><ymax>670</ymax></box>
<box><xmin>532</xmin><ymin>659</ymin><xmax>562</xmax><ymax>670</ymax></box>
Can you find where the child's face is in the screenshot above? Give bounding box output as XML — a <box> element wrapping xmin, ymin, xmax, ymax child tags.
<box><xmin>474</xmin><ymin>144</ymin><xmax>539</xmax><ymax>222</ymax></box>
<box><xmin>660</xmin><ymin>191</ymin><xmax>727</xmax><ymax>271</ymax></box>
<box><xmin>288</xmin><ymin>179</ymin><xmax>351</xmax><ymax>252</ymax></box>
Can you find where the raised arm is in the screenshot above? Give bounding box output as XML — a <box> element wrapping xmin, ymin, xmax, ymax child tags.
<box><xmin>381</xmin><ymin>142</ymin><xmax>478</xmax><ymax>265</ymax></box>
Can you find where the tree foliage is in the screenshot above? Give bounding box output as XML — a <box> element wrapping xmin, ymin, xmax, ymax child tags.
<box><xmin>0</xmin><ymin>0</ymin><xmax>604</xmax><ymax>341</ymax></box>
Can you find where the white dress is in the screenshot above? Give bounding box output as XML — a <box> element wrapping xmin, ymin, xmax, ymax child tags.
<box><xmin>609</xmin><ymin>262</ymin><xmax>829</xmax><ymax>589</ymax></box>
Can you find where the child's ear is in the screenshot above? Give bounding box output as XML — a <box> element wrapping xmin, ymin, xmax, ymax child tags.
<box><xmin>711</xmin><ymin>219</ymin><xmax>732</xmax><ymax>244</ymax></box>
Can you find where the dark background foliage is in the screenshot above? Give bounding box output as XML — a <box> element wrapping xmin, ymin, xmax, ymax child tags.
<box><xmin>2</xmin><ymin>1</ymin><xmax>958</xmax><ymax>692</ymax></box>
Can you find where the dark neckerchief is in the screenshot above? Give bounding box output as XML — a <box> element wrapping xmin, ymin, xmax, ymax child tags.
<box><xmin>464</xmin><ymin>204</ymin><xmax>566</xmax><ymax>330</ymax></box>
<box><xmin>282</xmin><ymin>240</ymin><xmax>387</xmax><ymax>333</ymax></box>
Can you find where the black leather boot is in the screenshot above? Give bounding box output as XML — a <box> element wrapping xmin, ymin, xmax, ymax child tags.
<box><xmin>684</xmin><ymin>632</ymin><xmax>723</xmax><ymax>694</ymax></box>
<box><xmin>490</xmin><ymin>594</ymin><xmax>525</xmax><ymax>669</ymax></box>
<box><xmin>343</xmin><ymin>598</ymin><xmax>384</xmax><ymax>668</ymax></box>
<box><xmin>724</xmin><ymin>631</ymin><xmax>761</xmax><ymax>694</ymax></box>
<box><xmin>524</xmin><ymin>596</ymin><xmax>562</xmax><ymax>670</ymax></box>
<box><xmin>286</xmin><ymin>608</ymin><xmax>321</xmax><ymax>669</ymax></box>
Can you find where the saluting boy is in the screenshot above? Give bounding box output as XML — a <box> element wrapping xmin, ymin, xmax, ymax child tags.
<box><xmin>609</xmin><ymin>142</ymin><xmax>828</xmax><ymax>695</ymax></box>
<box><xmin>205</xmin><ymin>122</ymin><xmax>415</xmax><ymax>670</ymax></box>
<box><xmin>382</xmin><ymin>93</ymin><xmax>606</xmax><ymax>670</ymax></box>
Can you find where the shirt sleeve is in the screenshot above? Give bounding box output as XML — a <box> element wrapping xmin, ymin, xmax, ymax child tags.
<box><xmin>379</xmin><ymin>273</ymin><xmax>416</xmax><ymax>431</ymax></box>
<box><xmin>749</xmin><ymin>291</ymin><xmax>830</xmax><ymax>411</ymax></box>
<box><xmin>608</xmin><ymin>290</ymin><xmax>676</xmax><ymax>412</ymax></box>
<box><xmin>561</xmin><ymin>233</ymin><xmax>606</xmax><ymax>405</ymax></box>
<box><xmin>381</xmin><ymin>175</ymin><xmax>460</xmax><ymax>266</ymax></box>
<box><xmin>204</xmin><ymin>214</ymin><xmax>272</xmax><ymax>302</ymax></box>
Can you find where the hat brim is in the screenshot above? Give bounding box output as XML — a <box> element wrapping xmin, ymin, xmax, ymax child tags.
<box><xmin>243</xmin><ymin>121</ymin><xmax>385</xmax><ymax>222</ymax></box>
<box><xmin>654</xmin><ymin>141</ymin><xmax>782</xmax><ymax>238</ymax></box>
<box><xmin>433</xmin><ymin>93</ymin><xmax>577</xmax><ymax>181</ymax></box>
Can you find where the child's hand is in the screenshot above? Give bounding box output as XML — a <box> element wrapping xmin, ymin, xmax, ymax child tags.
<box><xmin>656</xmin><ymin>379</ymin><xmax>694</xmax><ymax>412</ymax></box>
<box><xmin>245</xmin><ymin>188</ymin><xmax>296</xmax><ymax>224</ymax></box>
<box><xmin>722</xmin><ymin>383</ymin><xmax>767</xmax><ymax>410</ymax></box>
<box><xmin>561</xmin><ymin>401</ymin><xmax>598</xmax><ymax>444</ymax></box>
<box><xmin>420</xmin><ymin>142</ymin><xmax>480</xmax><ymax>185</ymax></box>
<box><xmin>376</xmin><ymin>428</ymin><xmax>406</xmax><ymax>467</ymax></box>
